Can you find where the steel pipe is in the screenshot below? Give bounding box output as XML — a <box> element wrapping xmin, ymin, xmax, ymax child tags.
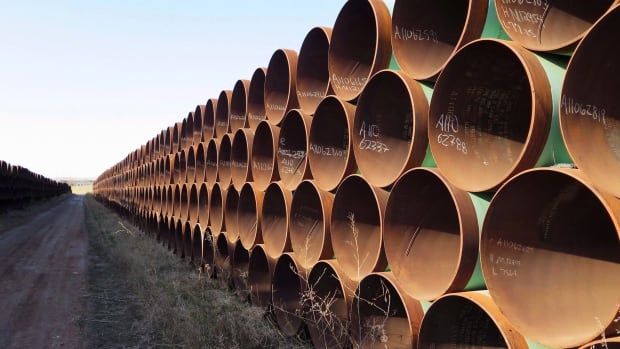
<box><xmin>216</xmin><ymin>90</ymin><xmax>233</xmax><ymax>138</ymax></box>
<box><xmin>272</xmin><ymin>253</ymin><xmax>307</xmax><ymax>337</ymax></box>
<box><xmin>494</xmin><ymin>0</ymin><xmax>617</xmax><ymax>53</ymax></box>
<box><xmin>384</xmin><ymin>168</ymin><xmax>482</xmax><ymax>301</ymax></box>
<box><xmin>186</xmin><ymin>145</ymin><xmax>196</xmax><ymax>184</ymax></box>
<box><xmin>215</xmin><ymin>232</ymin><xmax>233</xmax><ymax>289</ymax></box>
<box><xmin>198</xmin><ymin>182</ymin><xmax>209</xmax><ymax>226</ymax></box>
<box><xmin>560</xmin><ymin>5</ymin><xmax>620</xmax><ymax>198</ymax></box>
<box><xmin>277</xmin><ymin>109</ymin><xmax>312</xmax><ymax>191</ymax></box>
<box><xmin>193</xmin><ymin>105</ymin><xmax>205</xmax><ymax>144</ymax></box>
<box><xmin>353</xmin><ymin>69</ymin><xmax>429</xmax><ymax>188</ymax></box>
<box><xmin>251</xmin><ymin>121</ymin><xmax>280</xmax><ymax>191</ymax></box>
<box><xmin>209</xmin><ymin>183</ymin><xmax>226</xmax><ymax>235</ymax></box>
<box><xmin>248</xmin><ymin>67</ymin><xmax>267</xmax><ymax>130</ymax></box>
<box><xmin>392</xmin><ymin>0</ymin><xmax>491</xmax><ymax>80</ymax></box>
<box><xmin>217</xmin><ymin>134</ymin><xmax>233</xmax><ymax>187</ymax></box>
<box><xmin>188</xmin><ymin>183</ymin><xmax>199</xmax><ymax>226</ymax></box>
<box><xmin>308</xmin><ymin>96</ymin><xmax>357</xmax><ymax>192</ymax></box>
<box><xmin>205</xmin><ymin>138</ymin><xmax>219</xmax><ymax>186</ymax></box>
<box><xmin>328</xmin><ymin>0</ymin><xmax>392</xmax><ymax>102</ymax></box>
<box><xmin>289</xmin><ymin>180</ymin><xmax>333</xmax><ymax>270</ymax></box>
<box><xmin>351</xmin><ymin>272</ymin><xmax>424</xmax><ymax>348</ymax></box>
<box><xmin>204</xmin><ymin>98</ymin><xmax>218</xmax><ymax>140</ymax></box>
<box><xmin>248</xmin><ymin>244</ymin><xmax>276</xmax><ymax>308</ymax></box>
<box><xmin>238</xmin><ymin>182</ymin><xmax>264</xmax><ymax>250</ymax></box>
<box><xmin>265</xmin><ymin>49</ymin><xmax>299</xmax><ymax>125</ymax></box>
<box><xmin>231</xmin><ymin>128</ymin><xmax>254</xmax><ymax>191</ymax></box>
<box><xmin>202</xmin><ymin>227</ymin><xmax>215</xmax><ymax>276</ymax></box>
<box><xmin>296</xmin><ymin>27</ymin><xmax>332</xmax><ymax>115</ymax></box>
<box><xmin>195</xmin><ymin>142</ymin><xmax>206</xmax><ymax>183</ymax></box>
<box><xmin>480</xmin><ymin>168</ymin><xmax>620</xmax><ymax>348</ymax></box>
<box><xmin>224</xmin><ymin>186</ymin><xmax>239</xmax><ymax>242</ymax></box>
<box><xmin>232</xmin><ymin>240</ymin><xmax>250</xmax><ymax>301</ymax></box>
<box><xmin>330</xmin><ymin>174</ymin><xmax>388</xmax><ymax>281</ymax></box>
<box><xmin>261</xmin><ymin>182</ymin><xmax>293</xmax><ymax>259</ymax></box>
<box><xmin>305</xmin><ymin>260</ymin><xmax>355</xmax><ymax>349</ymax></box>
<box><xmin>418</xmin><ymin>292</ymin><xmax>527</xmax><ymax>348</ymax></box>
<box><xmin>429</xmin><ymin>39</ymin><xmax>554</xmax><ymax>192</ymax></box>
<box><xmin>230</xmin><ymin>79</ymin><xmax>251</xmax><ymax>131</ymax></box>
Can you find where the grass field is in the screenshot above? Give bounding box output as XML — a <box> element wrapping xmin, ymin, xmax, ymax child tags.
<box><xmin>82</xmin><ymin>195</ymin><xmax>308</xmax><ymax>348</ymax></box>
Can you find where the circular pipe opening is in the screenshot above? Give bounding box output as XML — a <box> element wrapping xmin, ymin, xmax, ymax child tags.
<box><xmin>205</xmin><ymin>139</ymin><xmax>219</xmax><ymax>185</ymax></box>
<box><xmin>265</xmin><ymin>49</ymin><xmax>298</xmax><ymax>125</ymax></box>
<box><xmin>224</xmin><ymin>187</ymin><xmax>239</xmax><ymax>242</ymax></box>
<box><xmin>230</xmin><ymin>79</ymin><xmax>251</xmax><ymax>131</ymax></box>
<box><xmin>495</xmin><ymin>0</ymin><xmax>616</xmax><ymax>52</ymax></box>
<box><xmin>251</xmin><ymin>121</ymin><xmax>280</xmax><ymax>191</ymax></box>
<box><xmin>173</xmin><ymin>122</ymin><xmax>181</xmax><ymax>152</ymax></box>
<box><xmin>231</xmin><ymin>128</ymin><xmax>254</xmax><ymax>191</ymax></box>
<box><xmin>248</xmin><ymin>244</ymin><xmax>274</xmax><ymax>308</ymax></box>
<box><xmin>188</xmin><ymin>183</ymin><xmax>199</xmax><ymax>225</ymax></box>
<box><xmin>203</xmin><ymin>228</ymin><xmax>215</xmax><ymax>271</ymax></box>
<box><xmin>418</xmin><ymin>292</ymin><xmax>526</xmax><ymax>348</ymax></box>
<box><xmin>261</xmin><ymin>182</ymin><xmax>292</xmax><ymax>259</ymax></box>
<box><xmin>277</xmin><ymin>110</ymin><xmax>312</xmax><ymax>191</ymax></box>
<box><xmin>192</xmin><ymin>224</ymin><xmax>202</xmax><ymax>266</ymax></box>
<box><xmin>172</xmin><ymin>184</ymin><xmax>181</xmax><ymax>218</ymax></box>
<box><xmin>272</xmin><ymin>253</ymin><xmax>306</xmax><ymax>337</ymax></box>
<box><xmin>384</xmin><ymin>168</ymin><xmax>480</xmax><ymax>301</ymax></box>
<box><xmin>218</xmin><ymin>134</ymin><xmax>233</xmax><ymax>187</ymax></box>
<box><xmin>232</xmin><ymin>240</ymin><xmax>250</xmax><ymax>301</ymax></box>
<box><xmin>561</xmin><ymin>6</ymin><xmax>620</xmax><ymax>198</ymax></box>
<box><xmin>429</xmin><ymin>39</ymin><xmax>551</xmax><ymax>192</ymax></box>
<box><xmin>309</xmin><ymin>96</ymin><xmax>357</xmax><ymax>192</ymax></box>
<box><xmin>353</xmin><ymin>70</ymin><xmax>429</xmax><ymax>188</ymax></box>
<box><xmin>186</xmin><ymin>146</ymin><xmax>196</xmax><ymax>184</ymax></box>
<box><xmin>194</xmin><ymin>105</ymin><xmax>205</xmax><ymax>144</ymax></box>
<box><xmin>183</xmin><ymin>221</ymin><xmax>192</xmax><ymax>260</ymax></box>
<box><xmin>290</xmin><ymin>180</ymin><xmax>333</xmax><ymax>269</ymax></box>
<box><xmin>198</xmin><ymin>183</ymin><xmax>209</xmax><ymax>225</ymax></box>
<box><xmin>248</xmin><ymin>67</ymin><xmax>267</xmax><ymax>130</ymax></box>
<box><xmin>238</xmin><ymin>182</ymin><xmax>263</xmax><ymax>250</ymax></box>
<box><xmin>330</xmin><ymin>175</ymin><xmax>388</xmax><ymax>281</ymax></box>
<box><xmin>178</xmin><ymin>150</ymin><xmax>187</xmax><ymax>185</ymax></box>
<box><xmin>351</xmin><ymin>273</ymin><xmax>424</xmax><ymax>348</ymax></box>
<box><xmin>392</xmin><ymin>0</ymin><xmax>487</xmax><ymax>80</ymax></box>
<box><xmin>195</xmin><ymin>142</ymin><xmax>206</xmax><ymax>183</ymax></box>
<box><xmin>306</xmin><ymin>260</ymin><xmax>353</xmax><ymax>349</ymax></box>
<box><xmin>209</xmin><ymin>183</ymin><xmax>226</xmax><ymax>234</ymax></box>
<box><xmin>181</xmin><ymin>119</ymin><xmax>189</xmax><ymax>151</ymax></box>
<box><xmin>204</xmin><ymin>98</ymin><xmax>218</xmax><ymax>140</ymax></box>
<box><xmin>184</xmin><ymin>112</ymin><xmax>194</xmax><ymax>148</ymax></box>
<box><xmin>297</xmin><ymin>27</ymin><xmax>332</xmax><ymax>115</ymax></box>
<box><xmin>165</xmin><ymin>185</ymin><xmax>173</xmax><ymax>217</ymax></box>
<box><xmin>481</xmin><ymin>168</ymin><xmax>620</xmax><ymax>348</ymax></box>
<box><xmin>216</xmin><ymin>90</ymin><xmax>232</xmax><ymax>138</ymax></box>
<box><xmin>215</xmin><ymin>232</ymin><xmax>232</xmax><ymax>288</ymax></box>
<box><xmin>173</xmin><ymin>153</ymin><xmax>181</xmax><ymax>184</ymax></box>
<box><xmin>328</xmin><ymin>0</ymin><xmax>392</xmax><ymax>102</ymax></box>
<box><xmin>180</xmin><ymin>184</ymin><xmax>189</xmax><ymax>221</ymax></box>
<box><xmin>174</xmin><ymin>219</ymin><xmax>183</xmax><ymax>257</ymax></box>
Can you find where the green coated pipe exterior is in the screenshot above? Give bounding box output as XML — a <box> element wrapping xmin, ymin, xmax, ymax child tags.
<box><xmin>462</xmin><ymin>192</ymin><xmax>491</xmax><ymax>291</ymax></box>
<box><xmin>534</xmin><ymin>53</ymin><xmax>573</xmax><ymax>166</ymax></box>
<box><xmin>481</xmin><ymin>0</ymin><xmax>510</xmax><ymax>39</ymax></box>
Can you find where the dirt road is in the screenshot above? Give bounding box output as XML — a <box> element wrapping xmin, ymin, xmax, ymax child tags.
<box><xmin>0</xmin><ymin>195</ymin><xmax>87</xmax><ymax>348</ymax></box>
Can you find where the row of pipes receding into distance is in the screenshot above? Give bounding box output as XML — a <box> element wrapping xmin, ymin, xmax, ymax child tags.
<box><xmin>94</xmin><ymin>0</ymin><xmax>620</xmax><ymax>348</ymax></box>
<box><xmin>0</xmin><ymin>160</ymin><xmax>70</xmax><ymax>210</ymax></box>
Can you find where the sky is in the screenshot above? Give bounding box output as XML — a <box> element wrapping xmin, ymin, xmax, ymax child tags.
<box><xmin>0</xmin><ymin>0</ymin><xmax>361</xmax><ymax>179</ymax></box>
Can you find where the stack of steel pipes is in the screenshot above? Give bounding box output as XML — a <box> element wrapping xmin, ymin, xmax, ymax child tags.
<box><xmin>94</xmin><ymin>1</ymin><xmax>620</xmax><ymax>348</ymax></box>
<box><xmin>0</xmin><ymin>160</ymin><xmax>70</xmax><ymax>210</ymax></box>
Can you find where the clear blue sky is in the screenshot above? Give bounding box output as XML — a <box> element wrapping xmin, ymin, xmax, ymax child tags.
<box><xmin>0</xmin><ymin>0</ymin><xmax>362</xmax><ymax>179</ymax></box>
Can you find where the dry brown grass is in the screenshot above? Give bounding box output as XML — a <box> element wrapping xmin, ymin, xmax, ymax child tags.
<box><xmin>83</xmin><ymin>195</ymin><xmax>307</xmax><ymax>349</ymax></box>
